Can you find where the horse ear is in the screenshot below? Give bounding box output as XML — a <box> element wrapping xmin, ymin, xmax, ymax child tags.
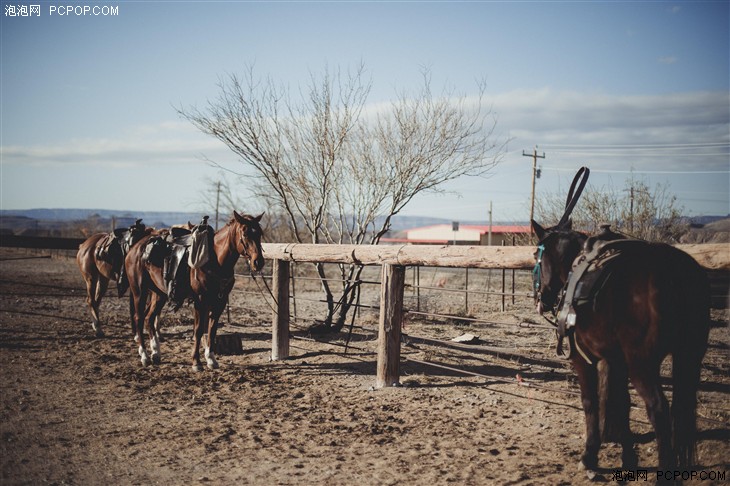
<box><xmin>233</xmin><ymin>211</ymin><xmax>243</xmax><ymax>223</ymax></box>
<box><xmin>531</xmin><ymin>220</ymin><xmax>547</xmax><ymax>241</ymax></box>
<box><xmin>254</xmin><ymin>212</ymin><xmax>264</xmax><ymax>223</ymax></box>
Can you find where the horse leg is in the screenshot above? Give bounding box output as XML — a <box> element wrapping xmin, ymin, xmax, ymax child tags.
<box><xmin>153</xmin><ymin>314</ymin><xmax>163</xmax><ymax>344</ymax></box>
<box><xmin>191</xmin><ymin>305</ymin><xmax>205</xmax><ymax>372</ymax></box>
<box><xmin>629</xmin><ymin>364</ymin><xmax>675</xmax><ymax>471</ymax></box>
<box><xmin>671</xmin><ymin>289</ymin><xmax>709</xmax><ymax>469</ymax></box>
<box><xmin>671</xmin><ymin>342</ymin><xmax>706</xmax><ymax>469</ymax></box>
<box><xmin>600</xmin><ymin>359</ymin><xmax>637</xmax><ymax>470</ymax></box>
<box><xmin>205</xmin><ymin>305</ymin><xmax>223</xmax><ymax>370</ymax></box>
<box><xmin>132</xmin><ymin>284</ymin><xmax>151</xmax><ymax>367</ymax></box>
<box><xmin>129</xmin><ymin>293</ymin><xmax>140</xmax><ymax>343</ymax></box>
<box><xmin>92</xmin><ymin>277</ymin><xmax>109</xmax><ymax>337</ymax></box>
<box><xmin>572</xmin><ymin>356</ymin><xmax>601</xmax><ymax>472</ymax></box>
<box><xmin>147</xmin><ymin>293</ymin><xmax>166</xmax><ymax>365</ymax></box>
<box><xmin>83</xmin><ymin>272</ymin><xmax>105</xmax><ymax>337</ymax></box>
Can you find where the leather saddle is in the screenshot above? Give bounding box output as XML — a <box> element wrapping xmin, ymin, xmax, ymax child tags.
<box><xmin>96</xmin><ymin>219</ymin><xmax>147</xmax><ymax>296</ymax></box>
<box><xmin>555</xmin><ymin>225</ymin><xmax>648</xmax><ymax>360</ymax></box>
<box><xmin>162</xmin><ymin>217</ymin><xmax>214</xmax><ymax>309</ymax></box>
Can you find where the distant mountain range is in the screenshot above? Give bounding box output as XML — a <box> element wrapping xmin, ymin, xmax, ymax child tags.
<box><xmin>0</xmin><ymin>208</ymin><xmax>507</xmax><ymax>232</ymax></box>
<box><xmin>1</xmin><ymin>208</ymin><xmax>727</xmax><ymax>233</ymax></box>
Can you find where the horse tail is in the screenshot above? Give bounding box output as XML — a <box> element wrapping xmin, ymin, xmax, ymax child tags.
<box><xmin>671</xmin><ymin>266</ymin><xmax>710</xmax><ymax>468</ymax></box>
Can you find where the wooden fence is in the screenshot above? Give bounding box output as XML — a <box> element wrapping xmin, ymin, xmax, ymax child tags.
<box><xmin>261</xmin><ymin>242</ymin><xmax>729</xmax><ymax>388</ymax></box>
<box><xmin>1</xmin><ymin>236</ymin><xmax>727</xmax><ymax>387</ymax></box>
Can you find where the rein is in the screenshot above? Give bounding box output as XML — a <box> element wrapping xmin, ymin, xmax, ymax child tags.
<box><xmin>557</xmin><ymin>166</ymin><xmax>590</xmax><ymax>229</ymax></box>
<box><xmin>533</xmin><ymin>166</ymin><xmax>594</xmax><ymax>364</ymax></box>
<box><xmin>251</xmin><ymin>272</ymin><xmax>279</xmax><ymax>315</ymax></box>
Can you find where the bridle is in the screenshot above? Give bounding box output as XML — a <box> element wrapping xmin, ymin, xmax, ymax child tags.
<box><xmin>534</xmin><ymin>166</ymin><xmax>590</xmax><ymax>321</ymax></box>
<box><xmin>532</xmin><ymin>244</ymin><xmax>545</xmax><ymax>301</ymax></box>
<box><xmin>532</xmin><ymin>167</ymin><xmax>594</xmax><ymax>363</ymax></box>
<box><xmin>235</xmin><ymin>222</ymin><xmax>263</xmax><ymax>274</ymax></box>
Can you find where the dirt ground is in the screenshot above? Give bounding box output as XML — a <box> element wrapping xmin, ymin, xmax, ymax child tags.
<box><xmin>1</xmin><ymin>248</ymin><xmax>728</xmax><ymax>485</ymax></box>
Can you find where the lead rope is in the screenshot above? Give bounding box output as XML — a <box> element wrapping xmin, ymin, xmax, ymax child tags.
<box><xmin>251</xmin><ymin>271</ymin><xmax>279</xmax><ymax>315</ymax></box>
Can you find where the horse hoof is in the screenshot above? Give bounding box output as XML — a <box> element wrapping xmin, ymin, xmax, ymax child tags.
<box><xmin>141</xmin><ymin>356</ymin><xmax>151</xmax><ymax>367</ymax></box>
<box><xmin>621</xmin><ymin>452</ymin><xmax>638</xmax><ymax>471</ymax></box>
<box><xmin>192</xmin><ymin>364</ymin><xmax>203</xmax><ymax>372</ymax></box>
<box><xmin>152</xmin><ymin>354</ymin><xmax>161</xmax><ymax>365</ymax></box>
<box><xmin>579</xmin><ymin>452</ymin><xmax>598</xmax><ymax>471</ymax></box>
<box><xmin>207</xmin><ymin>361</ymin><xmax>219</xmax><ymax>370</ymax></box>
<box><xmin>577</xmin><ymin>460</ymin><xmax>598</xmax><ymax>480</ymax></box>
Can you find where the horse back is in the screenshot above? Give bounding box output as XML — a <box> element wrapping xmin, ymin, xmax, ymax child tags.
<box><xmin>77</xmin><ymin>233</ymin><xmax>112</xmax><ymax>276</ymax></box>
<box><xmin>578</xmin><ymin>241</ymin><xmax>709</xmax><ymax>358</ymax></box>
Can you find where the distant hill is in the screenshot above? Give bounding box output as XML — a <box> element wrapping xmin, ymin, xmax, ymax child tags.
<box><xmin>680</xmin><ymin>216</ymin><xmax>730</xmax><ymax>243</ymax></box>
<box><xmin>0</xmin><ymin>208</ymin><xmax>204</xmax><ymax>227</ymax></box>
<box><xmin>0</xmin><ymin>209</ymin><xmax>506</xmax><ymax>233</ymax></box>
<box><xmin>1</xmin><ymin>208</ymin><xmax>727</xmax><ymax>241</ymax></box>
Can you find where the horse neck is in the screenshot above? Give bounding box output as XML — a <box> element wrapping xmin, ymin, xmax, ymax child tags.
<box><xmin>214</xmin><ymin>223</ymin><xmax>241</xmax><ymax>274</ymax></box>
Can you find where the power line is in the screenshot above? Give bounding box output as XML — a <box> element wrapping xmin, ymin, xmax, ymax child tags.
<box><xmin>541</xmin><ymin>142</ymin><xmax>729</xmax><ymax>149</ymax></box>
<box><xmin>549</xmin><ymin>167</ymin><xmax>729</xmax><ymax>174</ymax></box>
<box><xmin>548</xmin><ymin>151</ymin><xmax>728</xmax><ymax>157</ymax></box>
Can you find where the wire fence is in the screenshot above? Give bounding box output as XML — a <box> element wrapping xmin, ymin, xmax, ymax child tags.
<box><xmin>235</xmin><ymin>262</ymin><xmax>536</xmax><ymax>326</ymax></box>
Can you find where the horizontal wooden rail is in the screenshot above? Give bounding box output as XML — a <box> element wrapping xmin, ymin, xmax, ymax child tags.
<box><xmin>0</xmin><ymin>235</ymin><xmax>85</xmax><ymax>250</ymax></box>
<box><xmin>262</xmin><ymin>242</ymin><xmax>730</xmax><ymax>271</ymax></box>
<box><xmin>1</xmin><ymin>235</ymin><xmax>725</xmax><ymax>270</ymax></box>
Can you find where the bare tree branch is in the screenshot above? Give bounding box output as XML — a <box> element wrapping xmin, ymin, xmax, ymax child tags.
<box><xmin>178</xmin><ymin>64</ymin><xmax>507</xmax><ymax>330</ymax></box>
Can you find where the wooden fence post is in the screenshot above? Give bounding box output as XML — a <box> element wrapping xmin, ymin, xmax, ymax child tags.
<box><xmin>376</xmin><ymin>264</ymin><xmax>406</xmax><ymax>388</ymax></box>
<box><xmin>271</xmin><ymin>258</ymin><xmax>290</xmax><ymax>361</ymax></box>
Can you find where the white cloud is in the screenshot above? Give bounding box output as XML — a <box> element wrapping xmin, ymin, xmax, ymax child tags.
<box><xmin>2</xmin><ymin>89</ymin><xmax>728</xmax><ymax>177</ymax></box>
<box><xmin>0</xmin><ymin>121</ymin><xmax>237</xmax><ymax>169</ymax></box>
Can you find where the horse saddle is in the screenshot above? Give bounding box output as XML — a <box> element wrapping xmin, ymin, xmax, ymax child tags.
<box><xmin>555</xmin><ymin>226</ymin><xmax>648</xmax><ymax>361</ymax></box>
<box><xmin>95</xmin><ymin>233</ymin><xmax>120</xmax><ymax>265</ymax></box>
<box><xmin>162</xmin><ymin>217</ymin><xmax>214</xmax><ymax>309</ymax></box>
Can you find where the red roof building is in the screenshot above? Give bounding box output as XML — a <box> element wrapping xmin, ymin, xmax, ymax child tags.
<box><xmin>382</xmin><ymin>223</ymin><xmax>531</xmax><ymax>246</ymax></box>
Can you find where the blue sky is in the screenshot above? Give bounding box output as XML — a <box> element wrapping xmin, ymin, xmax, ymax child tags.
<box><xmin>1</xmin><ymin>1</ymin><xmax>728</xmax><ymax>224</ymax></box>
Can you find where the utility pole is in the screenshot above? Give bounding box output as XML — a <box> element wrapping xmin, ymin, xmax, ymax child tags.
<box><xmin>214</xmin><ymin>180</ymin><xmax>221</xmax><ymax>231</ymax></box>
<box><xmin>523</xmin><ymin>147</ymin><xmax>545</xmax><ymax>232</ymax></box>
<box><xmin>628</xmin><ymin>186</ymin><xmax>634</xmax><ymax>233</ymax></box>
<box><xmin>488</xmin><ymin>200</ymin><xmax>493</xmax><ymax>246</ymax></box>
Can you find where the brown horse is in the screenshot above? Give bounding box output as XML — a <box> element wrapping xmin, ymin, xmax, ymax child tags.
<box><xmin>532</xmin><ymin>219</ymin><xmax>710</xmax><ymax>475</ymax></box>
<box><xmin>125</xmin><ymin>212</ymin><xmax>264</xmax><ymax>370</ymax></box>
<box><xmin>76</xmin><ymin>221</ymin><xmax>151</xmax><ymax>337</ymax></box>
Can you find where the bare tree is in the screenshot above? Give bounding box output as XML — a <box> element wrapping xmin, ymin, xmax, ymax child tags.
<box><xmin>536</xmin><ymin>175</ymin><xmax>686</xmax><ymax>243</ymax></box>
<box><xmin>179</xmin><ymin>64</ymin><xmax>507</xmax><ymax>330</ymax></box>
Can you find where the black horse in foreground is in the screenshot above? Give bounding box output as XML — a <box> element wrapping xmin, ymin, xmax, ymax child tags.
<box><xmin>532</xmin><ymin>219</ymin><xmax>710</xmax><ymax>476</ymax></box>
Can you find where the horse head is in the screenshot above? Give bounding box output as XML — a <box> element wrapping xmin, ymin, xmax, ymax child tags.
<box><xmin>232</xmin><ymin>211</ymin><xmax>265</xmax><ymax>273</ymax></box>
<box><xmin>531</xmin><ymin>219</ymin><xmax>586</xmax><ymax>315</ymax></box>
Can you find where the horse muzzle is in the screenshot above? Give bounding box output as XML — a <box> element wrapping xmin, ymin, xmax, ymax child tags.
<box><xmin>249</xmin><ymin>255</ymin><xmax>265</xmax><ymax>273</ymax></box>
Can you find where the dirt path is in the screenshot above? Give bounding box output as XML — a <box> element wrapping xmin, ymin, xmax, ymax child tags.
<box><xmin>1</xmin><ymin>250</ymin><xmax>728</xmax><ymax>485</ymax></box>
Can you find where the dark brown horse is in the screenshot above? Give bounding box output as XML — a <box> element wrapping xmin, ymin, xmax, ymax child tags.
<box><xmin>125</xmin><ymin>212</ymin><xmax>264</xmax><ymax>370</ymax></box>
<box><xmin>76</xmin><ymin>221</ymin><xmax>151</xmax><ymax>337</ymax></box>
<box><xmin>532</xmin><ymin>219</ymin><xmax>710</xmax><ymax>475</ymax></box>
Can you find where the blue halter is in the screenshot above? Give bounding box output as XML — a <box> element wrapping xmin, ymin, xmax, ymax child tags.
<box><xmin>532</xmin><ymin>244</ymin><xmax>545</xmax><ymax>297</ymax></box>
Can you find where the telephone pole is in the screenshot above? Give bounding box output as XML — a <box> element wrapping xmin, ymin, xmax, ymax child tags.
<box><xmin>214</xmin><ymin>180</ymin><xmax>221</xmax><ymax>230</ymax></box>
<box><xmin>523</xmin><ymin>147</ymin><xmax>545</xmax><ymax>232</ymax></box>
